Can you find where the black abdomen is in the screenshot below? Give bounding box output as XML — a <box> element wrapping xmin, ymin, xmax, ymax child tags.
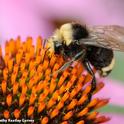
<box><xmin>87</xmin><ymin>46</ymin><xmax>114</xmax><ymax>71</ymax></box>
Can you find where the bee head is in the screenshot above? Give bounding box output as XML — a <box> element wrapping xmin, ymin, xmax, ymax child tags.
<box><xmin>54</xmin><ymin>41</ymin><xmax>65</xmax><ymax>56</ymax></box>
<box><xmin>60</xmin><ymin>23</ymin><xmax>89</xmax><ymax>46</ymax></box>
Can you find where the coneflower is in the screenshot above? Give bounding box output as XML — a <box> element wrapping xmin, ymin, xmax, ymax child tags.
<box><xmin>0</xmin><ymin>36</ymin><xmax>110</xmax><ymax>124</ymax></box>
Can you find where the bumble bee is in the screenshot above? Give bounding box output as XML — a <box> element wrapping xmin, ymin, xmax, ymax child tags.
<box><xmin>46</xmin><ymin>22</ymin><xmax>124</xmax><ymax>106</ymax></box>
<box><xmin>47</xmin><ymin>23</ymin><xmax>124</xmax><ymax>75</ymax></box>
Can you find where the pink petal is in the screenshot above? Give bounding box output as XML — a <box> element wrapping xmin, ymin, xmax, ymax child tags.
<box><xmin>106</xmin><ymin>113</ymin><xmax>124</xmax><ymax>124</ymax></box>
<box><xmin>95</xmin><ymin>78</ymin><xmax>124</xmax><ymax>107</ymax></box>
<box><xmin>0</xmin><ymin>0</ymin><xmax>54</xmax><ymax>42</ymax></box>
<box><xmin>36</xmin><ymin>0</ymin><xmax>124</xmax><ymax>25</ymax></box>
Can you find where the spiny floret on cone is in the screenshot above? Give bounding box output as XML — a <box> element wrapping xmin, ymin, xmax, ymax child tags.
<box><xmin>0</xmin><ymin>36</ymin><xmax>110</xmax><ymax>124</ymax></box>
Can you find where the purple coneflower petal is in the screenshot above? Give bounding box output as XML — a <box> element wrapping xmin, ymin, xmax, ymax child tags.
<box><xmin>96</xmin><ymin>78</ymin><xmax>124</xmax><ymax>107</ymax></box>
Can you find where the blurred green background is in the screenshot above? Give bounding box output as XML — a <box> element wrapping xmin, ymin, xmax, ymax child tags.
<box><xmin>110</xmin><ymin>52</ymin><xmax>124</xmax><ymax>83</ymax></box>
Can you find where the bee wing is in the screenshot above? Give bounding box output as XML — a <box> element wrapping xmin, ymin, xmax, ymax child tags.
<box><xmin>81</xmin><ymin>25</ymin><xmax>124</xmax><ymax>52</ymax></box>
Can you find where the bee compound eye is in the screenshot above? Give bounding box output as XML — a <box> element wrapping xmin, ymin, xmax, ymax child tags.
<box><xmin>54</xmin><ymin>42</ymin><xmax>63</xmax><ymax>54</ymax></box>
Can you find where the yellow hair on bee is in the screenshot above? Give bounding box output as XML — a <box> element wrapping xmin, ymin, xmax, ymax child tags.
<box><xmin>60</xmin><ymin>23</ymin><xmax>73</xmax><ymax>46</ymax></box>
<box><xmin>101</xmin><ymin>58</ymin><xmax>115</xmax><ymax>76</ymax></box>
<box><xmin>47</xmin><ymin>29</ymin><xmax>62</xmax><ymax>53</ymax></box>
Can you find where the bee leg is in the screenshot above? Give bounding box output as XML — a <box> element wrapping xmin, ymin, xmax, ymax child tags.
<box><xmin>50</xmin><ymin>58</ymin><xmax>74</xmax><ymax>77</ymax></box>
<box><xmin>83</xmin><ymin>60</ymin><xmax>96</xmax><ymax>104</ymax></box>
<box><xmin>85</xmin><ymin>60</ymin><xmax>96</xmax><ymax>91</ymax></box>
<box><xmin>75</xmin><ymin>60</ymin><xmax>97</xmax><ymax>112</ymax></box>
<box><xmin>50</xmin><ymin>50</ymin><xmax>86</xmax><ymax>77</ymax></box>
